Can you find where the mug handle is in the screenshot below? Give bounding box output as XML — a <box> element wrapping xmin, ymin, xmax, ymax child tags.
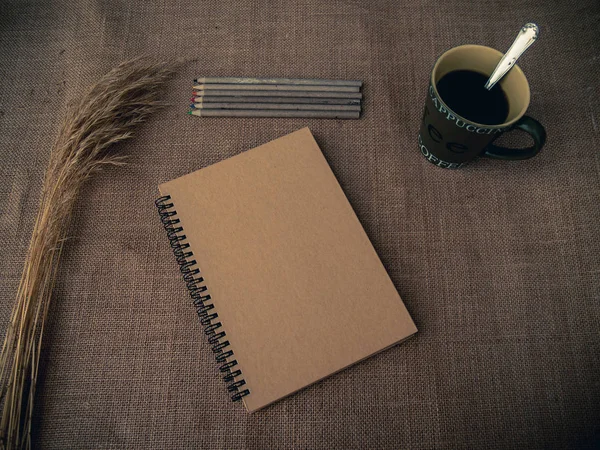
<box><xmin>483</xmin><ymin>116</ymin><xmax>547</xmax><ymax>160</ymax></box>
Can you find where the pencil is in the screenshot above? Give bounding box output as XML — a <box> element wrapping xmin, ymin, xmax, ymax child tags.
<box><xmin>188</xmin><ymin>109</ymin><xmax>360</xmax><ymax>119</ymax></box>
<box><xmin>192</xmin><ymin>90</ymin><xmax>363</xmax><ymax>99</ymax></box>
<box><xmin>190</xmin><ymin>102</ymin><xmax>361</xmax><ymax>112</ymax></box>
<box><xmin>191</xmin><ymin>96</ymin><xmax>361</xmax><ymax>105</ymax></box>
<box><xmin>194</xmin><ymin>77</ymin><xmax>362</xmax><ymax>87</ymax></box>
<box><xmin>192</xmin><ymin>84</ymin><xmax>360</xmax><ymax>93</ymax></box>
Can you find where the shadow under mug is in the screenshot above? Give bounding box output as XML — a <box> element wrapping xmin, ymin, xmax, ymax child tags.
<box><xmin>418</xmin><ymin>45</ymin><xmax>546</xmax><ymax>169</ymax></box>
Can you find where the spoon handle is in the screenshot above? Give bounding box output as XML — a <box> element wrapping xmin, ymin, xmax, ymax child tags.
<box><xmin>485</xmin><ymin>23</ymin><xmax>539</xmax><ymax>90</ymax></box>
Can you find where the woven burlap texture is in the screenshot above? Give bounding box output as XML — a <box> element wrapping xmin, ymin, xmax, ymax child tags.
<box><xmin>1</xmin><ymin>0</ymin><xmax>599</xmax><ymax>448</ymax></box>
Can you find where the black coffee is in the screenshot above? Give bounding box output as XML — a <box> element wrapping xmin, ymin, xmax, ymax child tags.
<box><xmin>436</xmin><ymin>70</ymin><xmax>509</xmax><ymax>125</ymax></box>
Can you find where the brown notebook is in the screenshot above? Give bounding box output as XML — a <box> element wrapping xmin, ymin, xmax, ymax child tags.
<box><xmin>155</xmin><ymin>128</ymin><xmax>417</xmax><ymax>411</ymax></box>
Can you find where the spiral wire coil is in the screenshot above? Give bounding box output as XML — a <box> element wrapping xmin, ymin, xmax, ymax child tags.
<box><xmin>155</xmin><ymin>195</ymin><xmax>250</xmax><ymax>401</ymax></box>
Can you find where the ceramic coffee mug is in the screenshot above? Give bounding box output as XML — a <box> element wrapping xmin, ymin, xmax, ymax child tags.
<box><xmin>418</xmin><ymin>45</ymin><xmax>546</xmax><ymax>169</ymax></box>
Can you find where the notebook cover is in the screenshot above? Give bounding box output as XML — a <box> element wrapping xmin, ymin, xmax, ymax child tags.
<box><xmin>159</xmin><ymin>127</ymin><xmax>417</xmax><ymax>411</ymax></box>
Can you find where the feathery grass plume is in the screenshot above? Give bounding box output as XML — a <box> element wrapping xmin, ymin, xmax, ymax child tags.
<box><xmin>0</xmin><ymin>58</ymin><xmax>174</xmax><ymax>450</ymax></box>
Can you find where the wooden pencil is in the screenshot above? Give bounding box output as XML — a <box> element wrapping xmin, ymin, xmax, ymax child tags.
<box><xmin>194</xmin><ymin>77</ymin><xmax>362</xmax><ymax>87</ymax></box>
<box><xmin>188</xmin><ymin>109</ymin><xmax>360</xmax><ymax>119</ymax></box>
<box><xmin>192</xmin><ymin>90</ymin><xmax>362</xmax><ymax>99</ymax></box>
<box><xmin>191</xmin><ymin>96</ymin><xmax>361</xmax><ymax>105</ymax></box>
<box><xmin>190</xmin><ymin>102</ymin><xmax>361</xmax><ymax>112</ymax></box>
<box><xmin>192</xmin><ymin>83</ymin><xmax>360</xmax><ymax>93</ymax></box>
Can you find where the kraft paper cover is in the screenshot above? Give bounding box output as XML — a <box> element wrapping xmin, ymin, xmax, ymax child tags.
<box><xmin>159</xmin><ymin>128</ymin><xmax>417</xmax><ymax>411</ymax></box>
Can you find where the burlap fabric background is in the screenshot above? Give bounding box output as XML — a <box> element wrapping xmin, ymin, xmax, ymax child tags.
<box><xmin>1</xmin><ymin>1</ymin><xmax>599</xmax><ymax>448</ymax></box>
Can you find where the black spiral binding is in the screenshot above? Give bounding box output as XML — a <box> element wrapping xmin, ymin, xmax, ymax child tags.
<box><xmin>155</xmin><ymin>195</ymin><xmax>250</xmax><ymax>402</ymax></box>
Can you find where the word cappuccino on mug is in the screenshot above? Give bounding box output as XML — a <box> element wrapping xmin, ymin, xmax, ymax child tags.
<box><xmin>428</xmin><ymin>85</ymin><xmax>505</xmax><ymax>135</ymax></box>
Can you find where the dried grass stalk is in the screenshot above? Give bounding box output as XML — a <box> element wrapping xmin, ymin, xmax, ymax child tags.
<box><xmin>0</xmin><ymin>58</ymin><xmax>174</xmax><ymax>449</ymax></box>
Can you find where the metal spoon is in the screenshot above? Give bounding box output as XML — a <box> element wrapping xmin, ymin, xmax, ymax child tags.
<box><xmin>485</xmin><ymin>23</ymin><xmax>539</xmax><ymax>90</ymax></box>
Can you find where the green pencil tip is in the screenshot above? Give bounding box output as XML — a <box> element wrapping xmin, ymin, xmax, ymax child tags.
<box><xmin>187</xmin><ymin>110</ymin><xmax>192</xmax><ymax>115</ymax></box>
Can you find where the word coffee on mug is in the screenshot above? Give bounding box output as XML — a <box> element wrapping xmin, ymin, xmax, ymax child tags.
<box><xmin>418</xmin><ymin>45</ymin><xmax>546</xmax><ymax>168</ymax></box>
